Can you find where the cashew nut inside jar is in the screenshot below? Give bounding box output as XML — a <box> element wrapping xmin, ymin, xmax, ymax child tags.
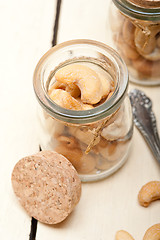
<box><xmin>109</xmin><ymin>0</ymin><xmax>160</xmax><ymax>85</ymax></box>
<box><xmin>33</xmin><ymin>40</ymin><xmax>133</xmax><ymax>182</ymax></box>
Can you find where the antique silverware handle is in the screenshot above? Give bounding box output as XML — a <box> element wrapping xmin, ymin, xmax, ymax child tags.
<box><xmin>129</xmin><ymin>89</ymin><xmax>160</xmax><ymax>164</ymax></box>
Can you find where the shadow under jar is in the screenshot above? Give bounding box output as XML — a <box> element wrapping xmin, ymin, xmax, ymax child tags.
<box><xmin>33</xmin><ymin>39</ymin><xmax>133</xmax><ymax>182</ymax></box>
<box><xmin>109</xmin><ymin>0</ymin><xmax>160</xmax><ymax>85</ymax></box>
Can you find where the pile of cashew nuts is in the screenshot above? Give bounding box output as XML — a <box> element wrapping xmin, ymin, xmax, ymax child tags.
<box><xmin>49</xmin><ymin>64</ymin><xmax>113</xmax><ymax>109</ymax></box>
<box><xmin>116</xmin><ymin>181</ymin><xmax>160</xmax><ymax>239</ymax></box>
<box><xmin>111</xmin><ymin>9</ymin><xmax>160</xmax><ymax>80</ymax></box>
<box><xmin>46</xmin><ymin>64</ymin><xmax>131</xmax><ymax>174</ymax></box>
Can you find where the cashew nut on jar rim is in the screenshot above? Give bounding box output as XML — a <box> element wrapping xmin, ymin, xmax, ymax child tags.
<box><xmin>33</xmin><ymin>39</ymin><xmax>133</xmax><ymax>182</ymax></box>
<box><xmin>109</xmin><ymin>0</ymin><xmax>160</xmax><ymax>85</ymax></box>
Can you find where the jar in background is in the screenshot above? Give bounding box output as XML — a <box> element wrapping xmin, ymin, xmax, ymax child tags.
<box><xmin>33</xmin><ymin>39</ymin><xmax>133</xmax><ymax>182</ymax></box>
<box><xmin>109</xmin><ymin>0</ymin><xmax>160</xmax><ymax>85</ymax></box>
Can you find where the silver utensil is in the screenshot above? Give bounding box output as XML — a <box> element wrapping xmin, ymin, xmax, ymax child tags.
<box><xmin>129</xmin><ymin>89</ymin><xmax>160</xmax><ymax>164</ymax></box>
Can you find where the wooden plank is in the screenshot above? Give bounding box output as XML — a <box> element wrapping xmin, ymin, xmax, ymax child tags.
<box><xmin>0</xmin><ymin>0</ymin><xmax>56</xmax><ymax>239</ymax></box>
<box><xmin>0</xmin><ymin>0</ymin><xmax>160</xmax><ymax>239</ymax></box>
<box><xmin>58</xmin><ymin>0</ymin><xmax>112</xmax><ymax>45</ymax></box>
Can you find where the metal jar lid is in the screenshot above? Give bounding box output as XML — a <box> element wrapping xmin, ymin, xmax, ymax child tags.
<box><xmin>127</xmin><ymin>0</ymin><xmax>160</xmax><ymax>8</ymax></box>
<box><xmin>113</xmin><ymin>0</ymin><xmax>160</xmax><ymax>21</ymax></box>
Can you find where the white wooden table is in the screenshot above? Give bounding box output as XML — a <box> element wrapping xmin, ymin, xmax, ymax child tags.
<box><xmin>0</xmin><ymin>0</ymin><xmax>160</xmax><ymax>239</ymax></box>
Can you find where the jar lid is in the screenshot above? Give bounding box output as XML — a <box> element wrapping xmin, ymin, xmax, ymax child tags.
<box><xmin>127</xmin><ymin>0</ymin><xmax>160</xmax><ymax>8</ymax></box>
<box><xmin>113</xmin><ymin>0</ymin><xmax>160</xmax><ymax>21</ymax></box>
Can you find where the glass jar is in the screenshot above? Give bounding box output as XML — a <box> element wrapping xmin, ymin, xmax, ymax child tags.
<box><xmin>33</xmin><ymin>39</ymin><xmax>133</xmax><ymax>182</ymax></box>
<box><xmin>109</xmin><ymin>0</ymin><xmax>160</xmax><ymax>85</ymax></box>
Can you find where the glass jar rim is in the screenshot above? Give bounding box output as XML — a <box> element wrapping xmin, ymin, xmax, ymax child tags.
<box><xmin>113</xmin><ymin>0</ymin><xmax>160</xmax><ymax>21</ymax></box>
<box><xmin>33</xmin><ymin>39</ymin><xmax>128</xmax><ymax>124</ymax></box>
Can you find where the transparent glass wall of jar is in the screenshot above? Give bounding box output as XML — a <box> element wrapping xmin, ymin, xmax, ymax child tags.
<box><xmin>33</xmin><ymin>40</ymin><xmax>133</xmax><ymax>182</ymax></box>
<box><xmin>109</xmin><ymin>0</ymin><xmax>160</xmax><ymax>85</ymax></box>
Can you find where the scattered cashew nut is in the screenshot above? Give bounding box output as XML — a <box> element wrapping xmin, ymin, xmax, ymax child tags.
<box><xmin>115</xmin><ymin>224</ymin><xmax>160</xmax><ymax>240</ymax></box>
<box><xmin>55</xmin><ymin>64</ymin><xmax>103</xmax><ymax>104</ymax></box>
<box><xmin>143</xmin><ymin>223</ymin><xmax>160</xmax><ymax>240</ymax></box>
<box><xmin>138</xmin><ymin>181</ymin><xmax>160</xmax><ymax>207</ymax></box>
<box><xmin>115</xmin><ymin>230</ymin><xmax>135</xmax><ymax>240</ymax></box>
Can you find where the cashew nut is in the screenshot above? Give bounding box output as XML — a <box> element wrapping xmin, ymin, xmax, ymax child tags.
<box><xmin>65</xmin><ymin>84</ymin><xmax>81</xmax><ymax>98</ymax></box>
<box><xmin>134</xmin><ymin>24</ymin><xmax>160</xmax><ymax>61</ymax></box>
<box><xmin>101</xmin><ymin>106</ymin><xmax>128</xmax><ymax>141</ymax></box>
<box><xmin>132</xmin><ymin>56</ymin><xmax>160</xmax><ymax>78</ymax></box>
<box><xmin>98</xmin><ymin>141</ymin><xmax>128</xmax><ymax>162</ymax></box>
<box><xmin>122</xmin><ymin>19</ymin><xmax>136</xmax><ymax>48</ymax></box>
<box><xmin>115</xmin><ymin>230</ymin><xmax>135</xmax><ymax>240</ymax></box>
<box><xmin>98</xmin><ymin>73</ymin><xmax>111</xmax><ymax>99</ymax></box>
<box><xmin>81</xmin><ymin>103</ymin><xmax>94</xmax><ymax>110</ymax></box>
<box><xmin>49</xmin><ymin>80</ymin><xmax>81</xmax><ymax>98</ymax></box>
<box><xmin>116</xmin><ymin>33</ymin><xmax>140</xmax><ymax>61</ymax></box>
<box><xmin>55</xmin><ymin>144</ymin><xmax>83</xmax><ymax>171</ymax></box>
<box><xmin>143</xmin><ymin>48</ymin><xmax>160</xmax><ymax>61</ymax></box>
<box><xmin>98</xmin><ymin>141</ymin><xmax>117</xmax><ymax>161</ymax></box>
<box><xmin>77</xmin><ymin>154</ymin><xmax>96</xmax><ymax>174</ymax></box>
<box><xmin>107</xmin><ymin>91</ymin><xmax>114</xmax><ymax>100</ymax></box>
<box><xmin>68</xmin><ymin>126</ymin><xmax>100</xmax><ymax>147</ymax></box>
<box><xmin>143</xmin><ymin>223</ymin><xmax>160</xmax><ymax>240</ymax></box>
<box><xmin>48</xmin><ymin>81</ymin><xmax>66</xmax><ymax>93</ymax></box>
<box><xmin>122</xmin><ymin>42</ymin><xmax>140</xmax><ymax>61</ymax></box>
<box><xmin>157</xmin><ymin>35</ymin><xmax>160</xmax><ymax>48</ymax></box>
<box><xmin>135</xmin><ymin>26</ymin><xmax>156</xmax><ymax>55</ymax></box>
<box><xmin>57</xmin><ymin>135</ymin><xmax>78</xmax><ymax>149</ymax></box>
<box><xmin>138</xmin><ymin>181</ymin><xmax>160</xmax><ymax>207</ymax></box>
<box><xmin>49</xmin><ymin>89</ymin><xmax>83</xmax><ymax>110</ymax></box>
<box><xmin>76</xmin><ymin>98</ymin><xmax>94</xmax><ymax>110</ymax></box>
<box><xmin>55</xmin><ymin>64</ymin><xmax>103</xmax><ymax>104</ymax></box>
<box><xmin>49</xmin><ymin>89</ymin><xmax>94</xmax><ymax>111</ymax></box>
<box><xmin>55</xmin><ymin>143</ymin><xmax>96</xmax><ymax>174</ymax></box>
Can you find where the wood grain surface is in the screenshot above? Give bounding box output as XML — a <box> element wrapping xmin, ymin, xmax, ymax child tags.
<box><xmin>0</xmin><ymin>0</ymin><xmax>160</xmax><ymax>239</ymax></box>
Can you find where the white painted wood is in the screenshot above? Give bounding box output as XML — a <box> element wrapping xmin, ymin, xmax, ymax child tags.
<box><xmin>0</xmin><ymin>0</ymin><xmax>56</xmax><ymax>239</ymax></box>
<box><xmin>0</xmin><ymin>0</ymin><xmax>160</xmax><ymax>239</ymax></box>
<box><xmin>58</xmin><ymin>0</ymin><xmax>113</xmax><ymax>46</ymax></box>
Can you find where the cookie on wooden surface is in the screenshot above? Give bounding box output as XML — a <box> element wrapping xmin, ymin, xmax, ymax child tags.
<box><xmin>11</xmin><ymin>150</ymin><xmax>81</xmax><ymax>224</ymax></box>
